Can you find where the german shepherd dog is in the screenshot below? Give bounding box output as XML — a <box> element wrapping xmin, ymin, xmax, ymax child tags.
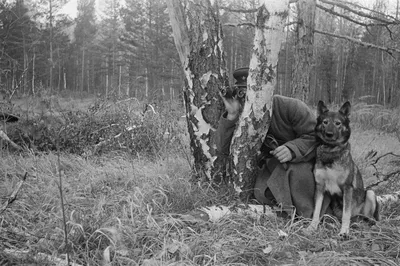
<box><xmin>307</xmin><ymin>101</ymin><xmax>380</xmax><ymax>237</ymax></box>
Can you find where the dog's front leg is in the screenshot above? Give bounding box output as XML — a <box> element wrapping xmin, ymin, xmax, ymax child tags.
<box><xmin>307</xmin><ymin>183</ymin><xmax>324</xmax><ymax>231</ymax></box>
<box><xmin>339</xmin><ymin>186</ymin><xmax>353</xmax><ymax>237</ymax></box>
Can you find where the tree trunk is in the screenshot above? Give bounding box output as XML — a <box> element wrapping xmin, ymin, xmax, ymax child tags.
<box><xmin>32</xmin><ymin>48</ymin><xmax>36</xmax><ymax>95</ymax></box>
<box><xmin>291</xmin><ymin>0</ymin><xmax>316</xmax><ymax>103</ymax></box>
<box><xmin>118</xmin><ymin>64</ymin><xmax>122</xmax><ymax>98</ymax></box>
<box><xmin>81</xmin><ymin>48</ymin><xmax>85</xmax><ymax>92</ymax></box>
<box><xmin>230</xmin><ymin>1</ymin><xmax>289</xmax><ymax>199</ymax></box>
<box><xmin>105</xmin><ymin>58</ymin><xmax>109</xmax><ymax>97</ymax></box>
<box><xmin>49</xmin><ymin>0</ymin><xmax>53</xmax><ymax>93</ymax></box>
<box><xmin>167</xmin><ymin>0</ymin><xmax>228</xmax><ymax>182</ymax></box>
<box><xmin>23</xmin><ymin>34</ymin><xmax>28</xmax><ymax>95</ymax></box>
<box><xmin>58</xmin><ymin>46</ymin><xmax>61</xmax><ymax>92</ymax></box>
<box><xmin>145</xmin><ymin>67</ymin><xmax>149</xmax><ymax>98</ymax></box>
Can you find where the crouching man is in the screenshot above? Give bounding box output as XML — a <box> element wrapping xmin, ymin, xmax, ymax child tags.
<box><xmin>216</xmin><ymin>67</ymin><xmax>319</xmax><ymax>218</ymax></box>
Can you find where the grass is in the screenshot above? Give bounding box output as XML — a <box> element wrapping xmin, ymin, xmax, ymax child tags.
<box><xmin>1</xmin><ymin>97</ymin><xmax>400</xmax><ymax>265</ymax></box>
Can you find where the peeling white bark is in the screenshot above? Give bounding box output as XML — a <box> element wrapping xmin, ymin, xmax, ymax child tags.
<box><xmin>167</xmin><ymin>0</ymin><xmax>228</xmax><ymax>181</ymax></box>
<box><xmin>230</xmin><ymin>1</ymin><xmax>289</xmax><ymax>196</ymax></box>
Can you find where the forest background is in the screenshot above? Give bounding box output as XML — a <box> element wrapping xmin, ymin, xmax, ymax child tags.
<box><xmin>2</xmin><ymin>0</ymin><xmax>400</xmax><ymax>106</ymax></box>
<box><xmin>2</xmin><ymin>0</ymin><xmax>400</xmax><ymax>265</ymax></box>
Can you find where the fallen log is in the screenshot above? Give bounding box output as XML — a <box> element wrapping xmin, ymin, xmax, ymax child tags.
<box><xmin>0</xmin><ymin>172</ymin><xmax>28</xmax><ymax>214</ymax></box>
<box><xmin>377</xmin><ymin>191</ymin><xmax>400</xmax><ymax>205</ymax></box>
<box><xmin>0</xmin><ymin>129</ymin><xmax>24</xmax><ymax>151</ymax></box>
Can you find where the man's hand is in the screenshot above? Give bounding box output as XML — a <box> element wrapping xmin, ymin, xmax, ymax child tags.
<box><xmin>270</xmin><ymin>145</ymin><xmax>293</xmax><ymax>163</ymax></box>
<box><xmin>219</xmin><ymin>91</ymin><xmax>241</xmax><ymax>120</ymax></box>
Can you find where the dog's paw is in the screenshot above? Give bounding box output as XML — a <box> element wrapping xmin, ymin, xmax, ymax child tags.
<box><xmin>304</xmin><ymin>222</ymin><xmax>319</xmax><ymax>235</ymax></box>
<box><xmin>308</xmin><ymin>220</ymin><xmax>319</xmax><ymax>230</ymax></box>
<box><xmin>338</xmin><ymin>227</ymin><xmax>350</xmax><ymax>239</ymax></box>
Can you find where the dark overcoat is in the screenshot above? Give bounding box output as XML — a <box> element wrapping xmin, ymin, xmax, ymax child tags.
<box><xmin>216</xmin><ymin>95</ymin><xmax>320</xmax><ymax>218</ymax></box>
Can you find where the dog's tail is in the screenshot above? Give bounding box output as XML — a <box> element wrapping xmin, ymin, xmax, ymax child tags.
<box><xmin>365</xmin><ymin>190</ymin><xmax>380</xmax><ymax>221</ymax></box>
<box><xmin>373</xmin><ymin>199</ymin><xmax>381</xmax><ymax>221</ymax></box>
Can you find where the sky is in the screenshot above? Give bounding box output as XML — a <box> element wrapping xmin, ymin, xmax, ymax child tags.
<box><xmin>59</xmin><ymin>0</ymin><xmax>78</xmax><ymax>19</ymax></box>
<box><xmin>58</xmin><ymin>0</ymin><xmax>126</xmax><ymax>20</ymax></box>
<box><xmin>57</xmin><ymin>0</ymin><xmax>399</xmax><ymax>20</ymax></box>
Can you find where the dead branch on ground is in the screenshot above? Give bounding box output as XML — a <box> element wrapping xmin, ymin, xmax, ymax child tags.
<box><xmin>366</xmin><ymin>152</ymin><xmax>400</xmax><ymax>190</ymax></box>
<box><xmin>0</xmin><ymin>130</ymin><xmax>24</xmax><ymax>151</ymax></box>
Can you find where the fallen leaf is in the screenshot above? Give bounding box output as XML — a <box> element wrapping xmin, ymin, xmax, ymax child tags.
<box><xmin>262</xmin><ymin>244</ymin><xmax>273</xmax><ymax>254</ymax></box>
<box><xmin>371</xmin><ymin>243</ymin><xmax>380</xmax><ymax>251</ymax></box>
<box><xmin>278</xmin><ymin>229</ymin><xmax>288</xmax><ymax>238</ymax></box>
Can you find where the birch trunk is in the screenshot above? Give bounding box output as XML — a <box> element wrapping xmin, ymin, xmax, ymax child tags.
<box><xmin>230</xmin><ymin>1</ymin><xmax>289</xmax><ymax>199</ymax></box>
<box><xmin>167</xmin><ymin>0</ymin><xmax>228</xmax><ymax>182</ymax></box>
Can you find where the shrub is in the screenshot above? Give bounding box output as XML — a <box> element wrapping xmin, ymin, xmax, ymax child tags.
<box><xmin>6</xmin><ymin>97</ymin><xmax>188</xmax><ymax>158</ymax></box>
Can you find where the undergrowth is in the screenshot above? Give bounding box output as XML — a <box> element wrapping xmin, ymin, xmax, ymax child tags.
<box><xmin>1</xmin><ymin>97</ymin><xmax>400</xmax><ymax>265</ymax></box>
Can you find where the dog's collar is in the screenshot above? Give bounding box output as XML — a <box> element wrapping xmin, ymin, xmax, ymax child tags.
<box><xmin>319</xmin><ymin>142</ymin><xmax>350</xmax><ymax>151</ymax></box>
<box><xmin>317</xmin><ymin>142</ymin><xmax>350</xmax><ymax>164</ymax></box>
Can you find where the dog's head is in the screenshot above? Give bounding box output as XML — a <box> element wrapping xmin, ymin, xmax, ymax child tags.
<box><xmin>316</xmin><ymin>101</ymin><xmax>351</xmax><ymax>146</ymax></box>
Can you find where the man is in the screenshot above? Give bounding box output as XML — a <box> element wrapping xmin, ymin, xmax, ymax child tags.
<box><xmin>216</xmin><ymin>67</ymin><xmax>318</xmax><ymax>218</ymax></box>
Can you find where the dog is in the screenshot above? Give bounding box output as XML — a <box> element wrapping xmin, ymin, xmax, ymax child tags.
<box><xmin>307</xmin><ymin>101</ymin><xmax>380</xmax><ymax>237</ymax></box>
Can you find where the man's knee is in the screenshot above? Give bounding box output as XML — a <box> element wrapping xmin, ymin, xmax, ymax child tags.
<box><xmin>289</xmin><ymin>162</ymin><xmax>315</xmax><ymax>218</ymax></box>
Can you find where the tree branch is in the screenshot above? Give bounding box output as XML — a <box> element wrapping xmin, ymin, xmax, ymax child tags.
<box><xmin>366</xmin><ymin>170</ymin><xmax>400</xmax><ymax>189</ymax></box>
<box><xmin>371</xmin><ymin>152</ymin><xmax>400</xmax><ymax>166</ymax></box>
<box><xmin>314</xmin><ymin>29</ymin><xmax>400</xmax><ymax>55</ymax></box>
<box><xmin>366</xmin><ymin>152</ymin><xmax>400</xmax><ymax>189</ymax></box>
<box><xmin>316</xmin><ymin>3</ymin><xmax>395</xmax><ymax>28</ymax></box>
<box><xmin>220</xmin><ymin>7</ymin><xmax>258</xmax><ymax>13</ymax></box>
<box><xmin>330</xmin><ymin>0</ymin><xmax>400</xmax><ymax>22</ymax></box>
<box><xmin>319</xmin><ymin>0</ymin><xmax>397</xmax><ymax>24</ymax></box>
<box><xmin>224</xmin><ymin>22</ymin><xmax>255</xmax><ymax>28</ymax></box>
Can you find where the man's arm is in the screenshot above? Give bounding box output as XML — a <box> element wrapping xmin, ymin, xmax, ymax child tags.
<box><xmin>215</xmin><ymin>113</ymin><xmax>238</xmax><ymax>156</ymax></box>
<box><xmin>284</xmin><ymin>101</ymin><xmax>317</xmax><ymax>163</ymax></box>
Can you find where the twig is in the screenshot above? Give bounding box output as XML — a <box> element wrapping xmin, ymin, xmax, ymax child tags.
<box><xmin>57</xmin><ymin>133</ymin><xmax>70</xmax><ymax>265</ymax></box>
<box><xmin>319</xmin><ymin>0</ymin><xmax>397</xmax><ymax>24</ymax></box>
<box><xmin>0</xmin><ymin>172</ymin><xmax>27</xmax><ymax>215</ymax></box>
<box><xmin>219</xmin><ymin>7</ymin><xmax>258</xmax><ymax>13</ymax></box>
<box><xmin>224</xmin><ymin>22</ymin><xmax>256</xmax><ymax>28</ymax></box>
<box><xmin>366</xmin><ymin>170</ymin><xmax>400</xmax><ymax>189</ymax></box>
<box><xmin>371</xmin><ymin>152</ymin><xmax>400</xmax><ymax>166</ymax></box>
<box><xmin>314</xmin><ymin>29</ymin><xmax>400</xmax><ymax>55</ymax></box>
<box><xmin>366</xmin><ymin>152</ymin><xmax>400</xmax><ymax>189</ymax></box>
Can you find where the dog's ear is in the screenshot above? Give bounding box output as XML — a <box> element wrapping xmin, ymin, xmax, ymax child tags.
<box><xmin>339</xmin><ymin>101</ymin><xmax>351</xmax><ymax>117</ymax></box>
<box><xmin>317</xmin><ymin>101</ymin><xmax>329</xmax><ymax>115</ymax></box>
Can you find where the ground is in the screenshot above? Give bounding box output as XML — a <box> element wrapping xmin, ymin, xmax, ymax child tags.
<box><xmin>1</xmin><ymin>95</ymin><xmax>400</xmax><ymax>265</ymax></box>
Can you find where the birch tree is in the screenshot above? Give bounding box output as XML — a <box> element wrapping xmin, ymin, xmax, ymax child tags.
<box><xmin>230</xmin><ymin>1</ymin><xmax>289</xmax><ymax>200</ymax></box>
<box><xmin>167</xmin><ymin>0</ymin><xmax>229</xmax><ymax>182</ymax></box>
